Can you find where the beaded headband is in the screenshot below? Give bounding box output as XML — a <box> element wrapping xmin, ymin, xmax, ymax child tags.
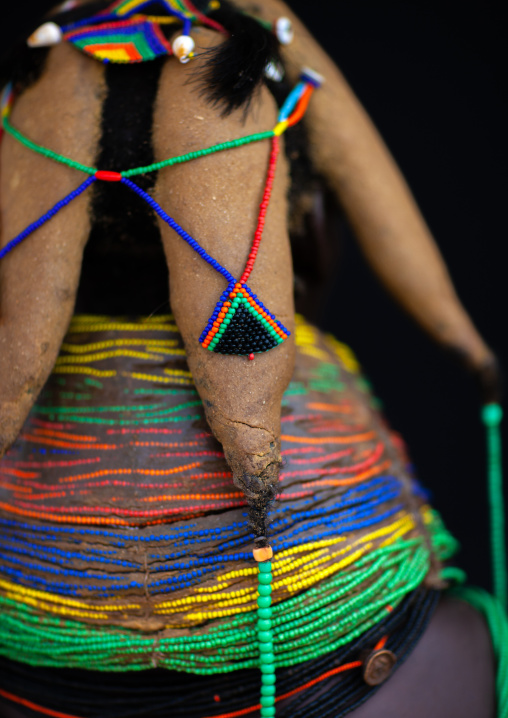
<box><xmin>26</xmin><ymin>0</ymin><xmax>294</xmax><ymax>64</ymax></box>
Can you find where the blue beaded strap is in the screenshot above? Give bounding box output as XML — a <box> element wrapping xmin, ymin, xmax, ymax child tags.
<box><xmin>0</xmin><ymin>176</ymin><xmax>96</xmax><ymax>261</ymax></box>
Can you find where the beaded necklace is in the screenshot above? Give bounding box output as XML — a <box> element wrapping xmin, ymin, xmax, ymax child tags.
<box><xmin>0</xmin><ymin>70</ymin><xmax>320</xmax><ymax>362</ymax></box>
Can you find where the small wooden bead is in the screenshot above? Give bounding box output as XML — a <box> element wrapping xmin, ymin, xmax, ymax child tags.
<box><xmin>253</xmin><ymin>546</ymin><xmax>273</xmax><ymax>562</ymax></box>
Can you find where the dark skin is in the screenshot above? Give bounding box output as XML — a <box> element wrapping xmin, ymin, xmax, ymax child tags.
<box><xmin>0</xmin><ymin>1</ymin><xmax>498</xmax><ymax>715</ymax></box>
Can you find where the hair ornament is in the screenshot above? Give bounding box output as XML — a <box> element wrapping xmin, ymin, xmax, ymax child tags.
<box><xmin>27</xmin><ymin>0</ymin><xmax>227</xmax><ymax>63</ymax></box>
<box><xmin>264</xmin><ymin>59</ymin><xmax>284</xmax><ymax>82</ymax></box>
<box><xmin>274</xmin><ymin>16</ymin><xmax>293</xmax><ymax>45</ymax></box>
<box><xmin>27</xmin><ymin>22</ymin><xmax>63</xmax><ymax>48</ymax></box>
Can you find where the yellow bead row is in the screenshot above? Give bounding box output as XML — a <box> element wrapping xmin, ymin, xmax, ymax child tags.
<box><xmin>67</xmin><ymin>322</ymin><xmax>178</xmax><ymax>333</ymax></box>
<box><xmin>0</xmin><ymin>578</ymin><xmax>141</xmax><ymax>613</ymax></box>
<box><xmin>61</xmin><ymin>339</ymin><xmax>180</xmax><ymax>353</ymax></box>
<box><xmin>129</xmin><ymin>372</ymin><xmax>193</xmax><ymax>385</ymax></box>
<box><xmin>325</xmin><ymin>335</ymin><xmax>361</xmax><ymax>374</ymax></box>
<box><xmin>52</xmin><ymin>366</ymin><xmax>117</xmax><ymax>377</ymax></box>
<box><xmin>56</xmin><ymin>349</ymin><xmax>164</xmax><ymax>364</ymax></box>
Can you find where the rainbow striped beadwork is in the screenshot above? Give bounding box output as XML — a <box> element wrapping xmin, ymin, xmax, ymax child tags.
<box><xmin>64</xmin><ymin>17</ymin><xmax>173</xmax><ymax>63</ymax></box>
<box><xmin>0</xmin><ymin>314</ymin><xmax>458</xmax><ymax>673</ymax></box>
<box><xmin>59</xmin><ymin>0</ymin><xmax>225</xmax><ymax>64</ymax></box>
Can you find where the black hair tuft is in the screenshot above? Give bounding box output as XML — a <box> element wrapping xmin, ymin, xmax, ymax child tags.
<box><xmin>198</xmin><ymin>1</ymin><xmax>281</xmax><ymax>115</ymax></box>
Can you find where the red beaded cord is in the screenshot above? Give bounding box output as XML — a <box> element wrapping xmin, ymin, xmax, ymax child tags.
<box><xmin>239</xmin><ymin>136</ymin><xmax>280</xmax><ymax>285</ymax></box>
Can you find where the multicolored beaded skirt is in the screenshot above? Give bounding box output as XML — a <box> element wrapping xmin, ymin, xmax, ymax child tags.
<box><xmin>0</xmin><ymin>315</ymin><xmax>458</xmax><ymax>715</ymax></box>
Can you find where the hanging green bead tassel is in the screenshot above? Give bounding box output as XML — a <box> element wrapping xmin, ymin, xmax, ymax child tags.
<box><xmin>257</xmin><ymin>558</ymin><xmax>276</xmax><ymax>717</ymax></box>
<box><xmin>481</xmin><ymin>403</ymin><xmax>507</xmax><ymax>611</ymax></box>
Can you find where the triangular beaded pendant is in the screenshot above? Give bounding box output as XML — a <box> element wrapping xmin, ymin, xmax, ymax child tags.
<box><xmin>199</xmin><ymin>282</ymin><xmax>290</xmax><ymax>355</ymax></box>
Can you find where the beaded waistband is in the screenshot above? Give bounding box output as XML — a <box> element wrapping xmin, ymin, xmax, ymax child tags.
<box><xmin>0</xmin><ymin>316</ymin><xmax>457</xmax><ymax>674</ymax></box>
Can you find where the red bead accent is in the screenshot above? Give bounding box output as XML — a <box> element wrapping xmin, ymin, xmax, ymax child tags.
<box><xmin>249</xmin><ymin>353</ymin><xmax>254</xmax><ymax>361</ymax></box>
<box><xmin>95</xmin><ymin>170</ymin><xmax>123</xmax><ymax>182</ymax></box>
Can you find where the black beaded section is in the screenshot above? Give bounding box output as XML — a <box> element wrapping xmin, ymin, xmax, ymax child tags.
<box><xmin>213</xmin><ymin>304</ymin><xmax>279</xmax><ymax>355</ymax></box>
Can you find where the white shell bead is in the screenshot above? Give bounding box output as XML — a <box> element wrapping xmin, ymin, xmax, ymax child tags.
<box><xmin>27</xmin><ymin>22</ymin><xmax>63</xmax><ymax>48</ymax></box>
<box><xmin>275</xmin><ymin>17</ymin><xmax>293</xmax><ymax>45</ymax></box>
<box><xmin>172</xmin><ymin>35</ymin><xmax>195</xmax><ymax>64</ymax></box>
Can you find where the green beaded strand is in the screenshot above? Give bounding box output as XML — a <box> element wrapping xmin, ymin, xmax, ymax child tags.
<box><xmin>481</xmin><ymin>403</ymin><xmax>507</xmax><ymax>610</ymax></box>
<box><xmin>121</xmin><ymin>131</ymin><xmax>275</xmax><ymax>176</ymax></box>
<box><xmin>2</xmin><ymin>114</ymin><xmax>274</xmax><ymax>179</ymax></box>
<box><xmin>3</xmin><ymin>116</ymin><xmax>97</xmax><ymax>175</ymax></box>
<box><xmin>257</xmin><ymin>559</ymin><xmax>276</xmax><ymax>717</ymax></box>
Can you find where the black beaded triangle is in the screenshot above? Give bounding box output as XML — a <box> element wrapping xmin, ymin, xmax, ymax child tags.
<box><xmin>200</xmin><ymin>283</ymin><xmax>289</xmax><ymax>355</ymax></box>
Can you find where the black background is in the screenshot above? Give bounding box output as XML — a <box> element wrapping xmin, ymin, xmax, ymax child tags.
<box><xmin>287</xmin><ymin>0</ymin><xmax>507</xmax><ymax>590</ymax></box>
<box><xmin>2</xmin><ymin>0</ymin><xmax>507</xmax><ymax>590</ymax></box>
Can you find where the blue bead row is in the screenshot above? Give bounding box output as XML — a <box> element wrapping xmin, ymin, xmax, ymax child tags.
<box><xmin>121</xmin><ymin>178</ymin><xmax>236</xmax><ymax>283</ymax></box>
<box><xmin>0</xmin><ymin>176</ymin><xmax>96</xmax><ymax>261</ymax></box>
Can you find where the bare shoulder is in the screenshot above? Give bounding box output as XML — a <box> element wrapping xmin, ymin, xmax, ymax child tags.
<box><xmin>348</xmin><ymin>596</ymin><xmax>495</xmax><ymax>718</ymax></box>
